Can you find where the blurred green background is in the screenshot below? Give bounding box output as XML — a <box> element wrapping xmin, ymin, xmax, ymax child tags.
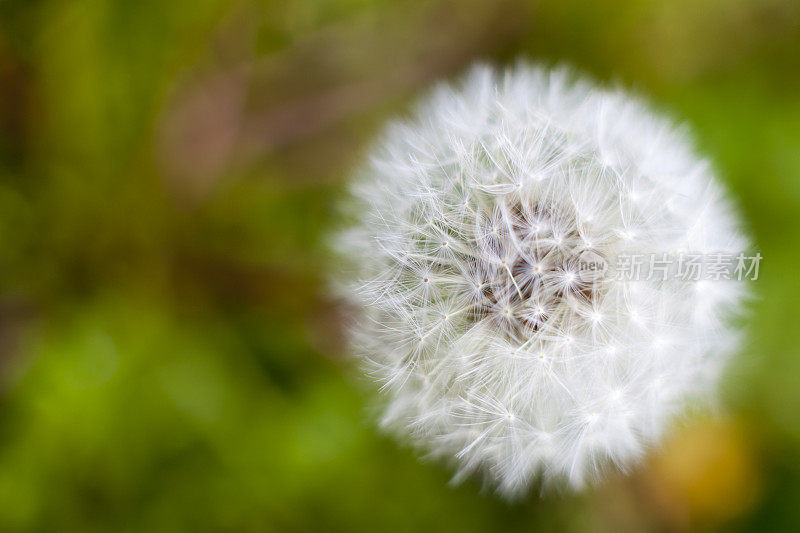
<box><xmin>0</xmin><ymin>0</ymin><xmax>797</xmax><ymax>531</ymax></box>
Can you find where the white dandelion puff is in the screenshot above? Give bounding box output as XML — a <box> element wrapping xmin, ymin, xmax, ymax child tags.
<box><xmin>333</xmin><ymin>62</ymin><xmax>750</xmax><ymax>498</ymax></box>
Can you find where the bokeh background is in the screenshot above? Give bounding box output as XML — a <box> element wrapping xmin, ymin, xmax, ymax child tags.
<box><xmin>0</xmin><ymin>0</ymin><xmax>798</xmax><ymax>531</ymax></box>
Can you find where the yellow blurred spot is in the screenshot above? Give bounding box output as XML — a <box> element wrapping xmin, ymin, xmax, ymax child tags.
<box><xmin>645</xmin><ymin>417</ymin><xmax>761</xmax><ymax>527</ymax></box>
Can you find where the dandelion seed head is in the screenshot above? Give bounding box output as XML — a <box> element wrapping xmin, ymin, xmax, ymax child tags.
<box><xmin>334</xmin><ymin>62</ymin><xmax>749</xmax><ymax>498</ymax></box>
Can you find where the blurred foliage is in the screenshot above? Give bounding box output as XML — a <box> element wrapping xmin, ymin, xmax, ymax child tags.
<box><xmin>0</xmin><ymin>0</ymin><xmax>799</xmax><ymax>531</ymax></box>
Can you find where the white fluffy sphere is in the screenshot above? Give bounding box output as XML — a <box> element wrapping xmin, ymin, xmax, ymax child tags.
<box><xmin>335</xmin><ymin>63</ymin><xmax>748</xmax><ymax>497</ymax></box>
